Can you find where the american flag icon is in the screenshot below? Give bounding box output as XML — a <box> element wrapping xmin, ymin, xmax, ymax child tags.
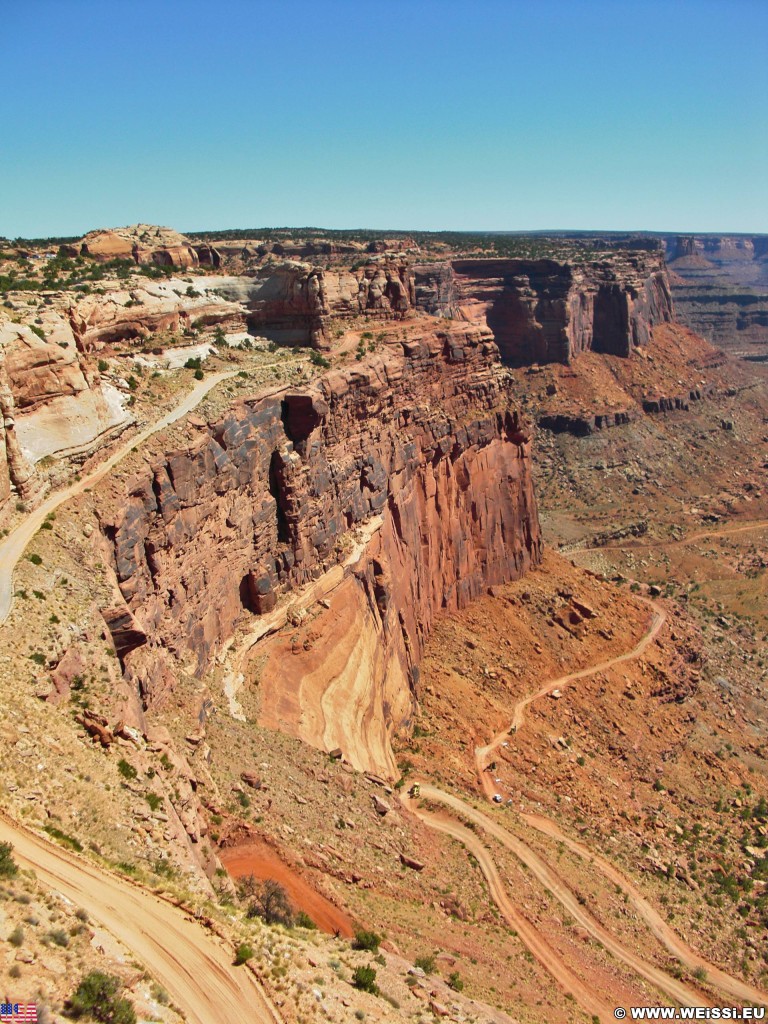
<box><xmin>0</xmin><ymin>1004</ymin><xmax>38</xmax><ymax>1023</ymax></box>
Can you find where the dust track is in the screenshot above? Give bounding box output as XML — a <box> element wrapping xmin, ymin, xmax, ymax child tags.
<box><xmin>0</xmin><ymin>370</ymin><xmax>237</xmax><ymax>624</ymax></box>
<box><xmin>0</xmin><ymin>813</ymin><xmax>280</xmax><ymax>1024</ymax></box>
<box><xmin>475</xmin><ymin>597</ymin><xmax>666</xmax><ymax>786</ymax></box>
<box><xmin>407</xmin><ymin>596</ymin><xmax>766</xmax><ymax>1016</ymax></box>
<box><xmin>567</xmin><ymin>519</ymin><xmax>768</xmax><ymax>558</ymax></box>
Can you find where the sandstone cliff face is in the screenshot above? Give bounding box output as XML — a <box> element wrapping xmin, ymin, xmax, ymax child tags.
<box><xmin>208</xmin><ymin>253</ymin><xmax>671</xmax><ymax>362</ymax></box>
<box><xmin>0</xmin><ymin>322</ymin><xmax>89</xmax><ymax>409</ymax></box>
<box><xmin>212</xmin><ymin>261</ymin><xmax>414</xmax><ymax>346</ymax></box>
<box><xmin>78</xmin><ymin>225</ymin><xmax>200</xmax><ymax>269</ymax></box>
<box><xmin>69</xmin><ymin>282</ymin><xmax>245</xmax><ymax>351</ymax></box>
<box><xmin>664</xmin><ymin>235</ymin><xmax>768</xmax><ymax>350</ymax></box>
<box><xmin>102</xmin><ymin>327</ymin><xmax>541</xmax><ymax>769</ymax></box>
<box><xmin>422</xmin><ymin>255</ymin><xmax>674</xmax><ymax>366</ymax></box>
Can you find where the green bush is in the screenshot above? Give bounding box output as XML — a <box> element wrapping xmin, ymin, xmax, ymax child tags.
<box><xmin>8</xmin><ymin>925</ymin><xmax>24</xmax><ymax>947</ymax></box>
<box><xmin>234</xmin><ymin>943</ymin><xmax>253</xmax><ymax>965</ymax></box>
<box><xmin>48</xmin><ymin>928</ymin><xmax>69</xmax><ymax>947</ymax></box>
<box><xmin>97</xmin><ymin>359</ymin><xmax>108</xmax><ymax>372</ymax></box>
<box><xmin>145</xmin><ymin>793</ymin><xmax>162</xmax><ymax>811</ymax></box>
<box><xmin>294</xmin><ymin>910</ymin><xmax>317</xmax><ymax>929</ymax></box>
<box><xmin>448</xmin><ymin>970</ymin><xmax>464</xmax><ymax>991</ymax></box>
<box><xmin>117</xmin><ymin>759</ymin><xmax>137</xmax><ymax>781</ymax></box>
<box><xmin>43</xmin><ymin>825</ymin><xmax>83</xmax><ymax>852</ymax></box>
<box><xmin>68</xmin><ymin>971</ymin><xmax>136</xmax><ymax>1023</ymax></box>
<box><xmin>353</xmin><ymin>928</ymin><xmax>383</xmax><ymax>953</ymax></box>
<box><xmin>184</xmin><ymin>356</ymin><xmax>202</xmax><ymax>370</ymax></box>
<box><xmin>194</xmin><ymin>368</ymin><xmax>204</xmax><ymax>380</ymax></box>
<box><xmin>352</xmin><ymin>965</ymin><xmax>378</xmax><ymax>994</ymax></box>
<box><xmin>27</xmin><ymin>553</ymin><xmax>43</xmax><ymax>566</ymax></box>
<box><xmin>309</xmin><ymin>350</ymin><xmax>330</xmax><ymax>368</ymax></box>
<box><xmin>0</xmin><ymin>841</ymin><xmax>18</xmax><ymax>877</ymax></box>
<box><xmin>414</xmin><ymin>953</ymin><xmax>436</xmax><ymax>973</ymax></box>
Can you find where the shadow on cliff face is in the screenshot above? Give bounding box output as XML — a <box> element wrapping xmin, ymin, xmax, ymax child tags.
<box><xmin>592</xmin><ymin>283</ymin><xmax>631</xmax><ymax>355</ymax></box>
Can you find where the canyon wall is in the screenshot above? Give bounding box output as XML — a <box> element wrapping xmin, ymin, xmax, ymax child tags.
<box><xmin>421</xmin><ymin>254</ymin><xmax>673</xmax><ymax>365</ymax></box>
<box><xmin>208</xmin><ymin>252</ymin><xmax>673</xmax><ymax>361</ymax></box>
<box><xmin>69</xmin><ymin>282</ymin><xmax>245</xmax><ymax>351</ymax></box>
<box><xmin>101</xmin><ymin>326</ymin><xmax>541</xmax><ymax>771</ymax></box>
<box><xmin>664</xmin><ymin>235</ymin><xmax>768</xmax><ymax>352</ymax></box>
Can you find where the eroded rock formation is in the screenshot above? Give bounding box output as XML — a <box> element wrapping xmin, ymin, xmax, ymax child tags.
<box><xmin>422</xmin><ymin>254</ymin><xmax>673</xmax><ymax>365</ymax></box>
<box><xmin>69</xmin><ymin>282</ymin><xmax>245</xmax><ymax>351</ymax></box>
<box><xmin>77</xmin><ymin>224</ymin><xmax>201</xmax><ymax>269</ymax></box>
<box><xmin>208</xmin><ymin>252</ymin><xmax>672</xmax><ymax>361</ymax></box>
<box><xmin>102</xmin><ymin>326</ymin><xmax>541</xmax><ymax>772</ymax></box>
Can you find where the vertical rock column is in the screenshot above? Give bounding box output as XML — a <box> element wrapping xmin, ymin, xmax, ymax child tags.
<box><xmin>0</xmin><ymin>358</ymin><xmax>40</xmax><ymax>503</ymax></box>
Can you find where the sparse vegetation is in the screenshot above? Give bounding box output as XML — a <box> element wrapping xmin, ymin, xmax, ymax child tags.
<box><xmin>0</xmin><ymin>841</ymin><xmax>18</xmax><ymax>877</ymax></box>
<box><xmin>67</xmin><ymin>971</ymin><xmax>137</xmax><ymax>1023</ymax></box>
<box><xmin>353</xmin><ymin>928</ymin><xmax>383</xmax><ymax>953</ymax></box>
<box><xmin>352</xmin><ymin>965</ymin><xmax>378</xmax><ymax>994</ymax></box>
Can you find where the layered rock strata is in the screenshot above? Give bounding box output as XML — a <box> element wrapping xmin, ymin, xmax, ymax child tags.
<box><xmin>102</xmin><ymin>327</ymin><xmax>541</xmax><ymax>770</ymax></box>
<box><xmin>69</xmin><ymin>283</ymin><xmax>245</xmax><ymax>351</ymax></box>
<box><xmin>664</xmin><ymin>235</ymin><xmax>768</xmax><ymax>350</ymax></box>
<box><xmin>75</xmin><ymin>225</ymin><xmax>201</xmax><ymax>269</ymax></box>
<box><xmin>209</xmin><ymin>252</ymin><xmax>673</xmax><ymax>360</ymax></box>
<box><xmin>420</xmin><ymin>255</ymin><xmax>673</xmax><ymax>365</ymax></box>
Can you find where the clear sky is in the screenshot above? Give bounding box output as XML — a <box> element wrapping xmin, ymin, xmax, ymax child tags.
<box><xmin>2</xmin><ymin>0</ymin><xmax>766</xmax><ymax>238</ymax></box>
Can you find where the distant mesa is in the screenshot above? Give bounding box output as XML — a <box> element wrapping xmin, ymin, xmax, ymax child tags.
<box><xmin>65</xmin><ymin>224</ymin><xmax>221</xmax><ymax>269</ymax></box>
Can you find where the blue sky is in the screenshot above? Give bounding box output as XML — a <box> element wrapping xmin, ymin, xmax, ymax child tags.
<box><xmin>2</xmin><ymin>0</ymin><xmax>766</xmax><ymax>237</ymax></box>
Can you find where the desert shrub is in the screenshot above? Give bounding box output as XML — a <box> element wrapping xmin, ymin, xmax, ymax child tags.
<box><xmin>194</xmin><ymin>368</ymin><xmax>204</xmax><ymax>380</ymax></box>
<box><xmin>244</xmin><ymin>879</ymin><xmax>294</xmax><ymax>926</ymax></box>
<box><xmin>67</xmin><ymin>971</ymin><xmax>136</xmax><ymax>1023</ymax></box>
<box><xmin>352</xmin><ymin>965</ymin><xmax>378</xmax><ymax>994</ymax></box>
<box><xmin>448</xmin><ymin>970</ymin><xmax>464</xmax><ymax>991</ymax></box>
<box><xmin>97</xmin><ymin>359</ymin><xmax>108</xmax><ymax>372</ymax></box>
<box><xmin>294</xmin><ymin>910</ymin><xmax>316</xmax><ymax>929</ymax></box>
<box><xmin>353</xmin><ymin>928</ymin><xmax>383</xmax><ymax>952</ymax></box>
<box><xmin>0</xmin><ymin>842</ymin><xmax>18</xmax><ymax>878</ymax></box>
<box><xmin>43</xmin><ymin>825</ymin><xmax>83</xmax><ymax>852</ymax></box>
<box><xmin>145</xmin><ymin>793</ymin><xmax>162</xmax><ymax>811</ymax></box>
<box><xmin>414</xmin><ymin>953</ymin><xmax>436</xmax><ymax>973</ymax></box>
<box><xmin>234</xmin><ymin>943</ymin><xmax>253</xmax><ymax>965</ymax></box>
<box><xmin>8</xmin><ymin>925</ymin><xmax>24</xmax><ymax>947</ymax></box>
<box><xmin>117</xmin><ymin>759</ymin><xmax>137</xmax><ymax>781</ymax></box>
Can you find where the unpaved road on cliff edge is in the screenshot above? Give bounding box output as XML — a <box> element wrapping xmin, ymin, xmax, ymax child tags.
<box><xmin>0</xmin><ymin>814</ymin><xmax>280</xmax><ymax>1024</ymax></box>
<box><xmin>566</xmin><ymin>519</ymin><xmax>768</xmax><ymax>558</ymax></box>
<box><xmin>0</xmin><ymin>369</ymin><xmax>238</xmax><ymax>625</ymax></box>
<box><xmin>521</xmin><ymin>811</ymin><xmax>768</xmax><ymax>1007</ymax></box>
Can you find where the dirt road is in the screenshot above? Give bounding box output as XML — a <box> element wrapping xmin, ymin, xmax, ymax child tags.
<box><xmin>0</xmin><ymin>370</ymin><xmax>236</xmax><ymax>624</ymax></box>
<box><xmin>567</xmin><ymin>519</ymin><xmax>768</xmax><ymax>558</ymax></box>
<box><xmin>405</xmin><ymin>594</ymin><xmax>766</xmax><ymax>1014</ymax></box>
<box><xmin>0</xmin><ymin>813</ymin><xmax>280</xmax><ymax>1024</ymax></box>
<box><xmin>411</xmin><ymin>785</ymin><xmax>708</xmax><ymax>1014</ymax></box>
<box><xmin>404</xmin><ymin>794</ymin><xmax>613</xmax><ymax>1020</ymax></box>
<box><xmin>476</xmin><ymin>597</ymin><xmax>667</xmax><ymax>789</ymax></box>
<box><xmin>522</xmin><ymin>812</ymin><xmax>768</xmax><ymax>1006</ymax></box>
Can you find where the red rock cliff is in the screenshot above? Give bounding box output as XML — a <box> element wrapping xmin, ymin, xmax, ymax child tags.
<box><xmin>102</xmin><ymin>326</ymin><xmax>541</xmax><ymax>767</ymax></box>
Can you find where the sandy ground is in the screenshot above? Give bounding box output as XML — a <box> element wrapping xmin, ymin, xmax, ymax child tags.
<box><xmin>0</xmin><ymin>812</ymin><xmax>280</xmax><ymax>1024</ymax></box>
<box><xmin>219</xmin><ymin>839</ymin><xmax>355</xmax><ymax>936</ymax></box>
